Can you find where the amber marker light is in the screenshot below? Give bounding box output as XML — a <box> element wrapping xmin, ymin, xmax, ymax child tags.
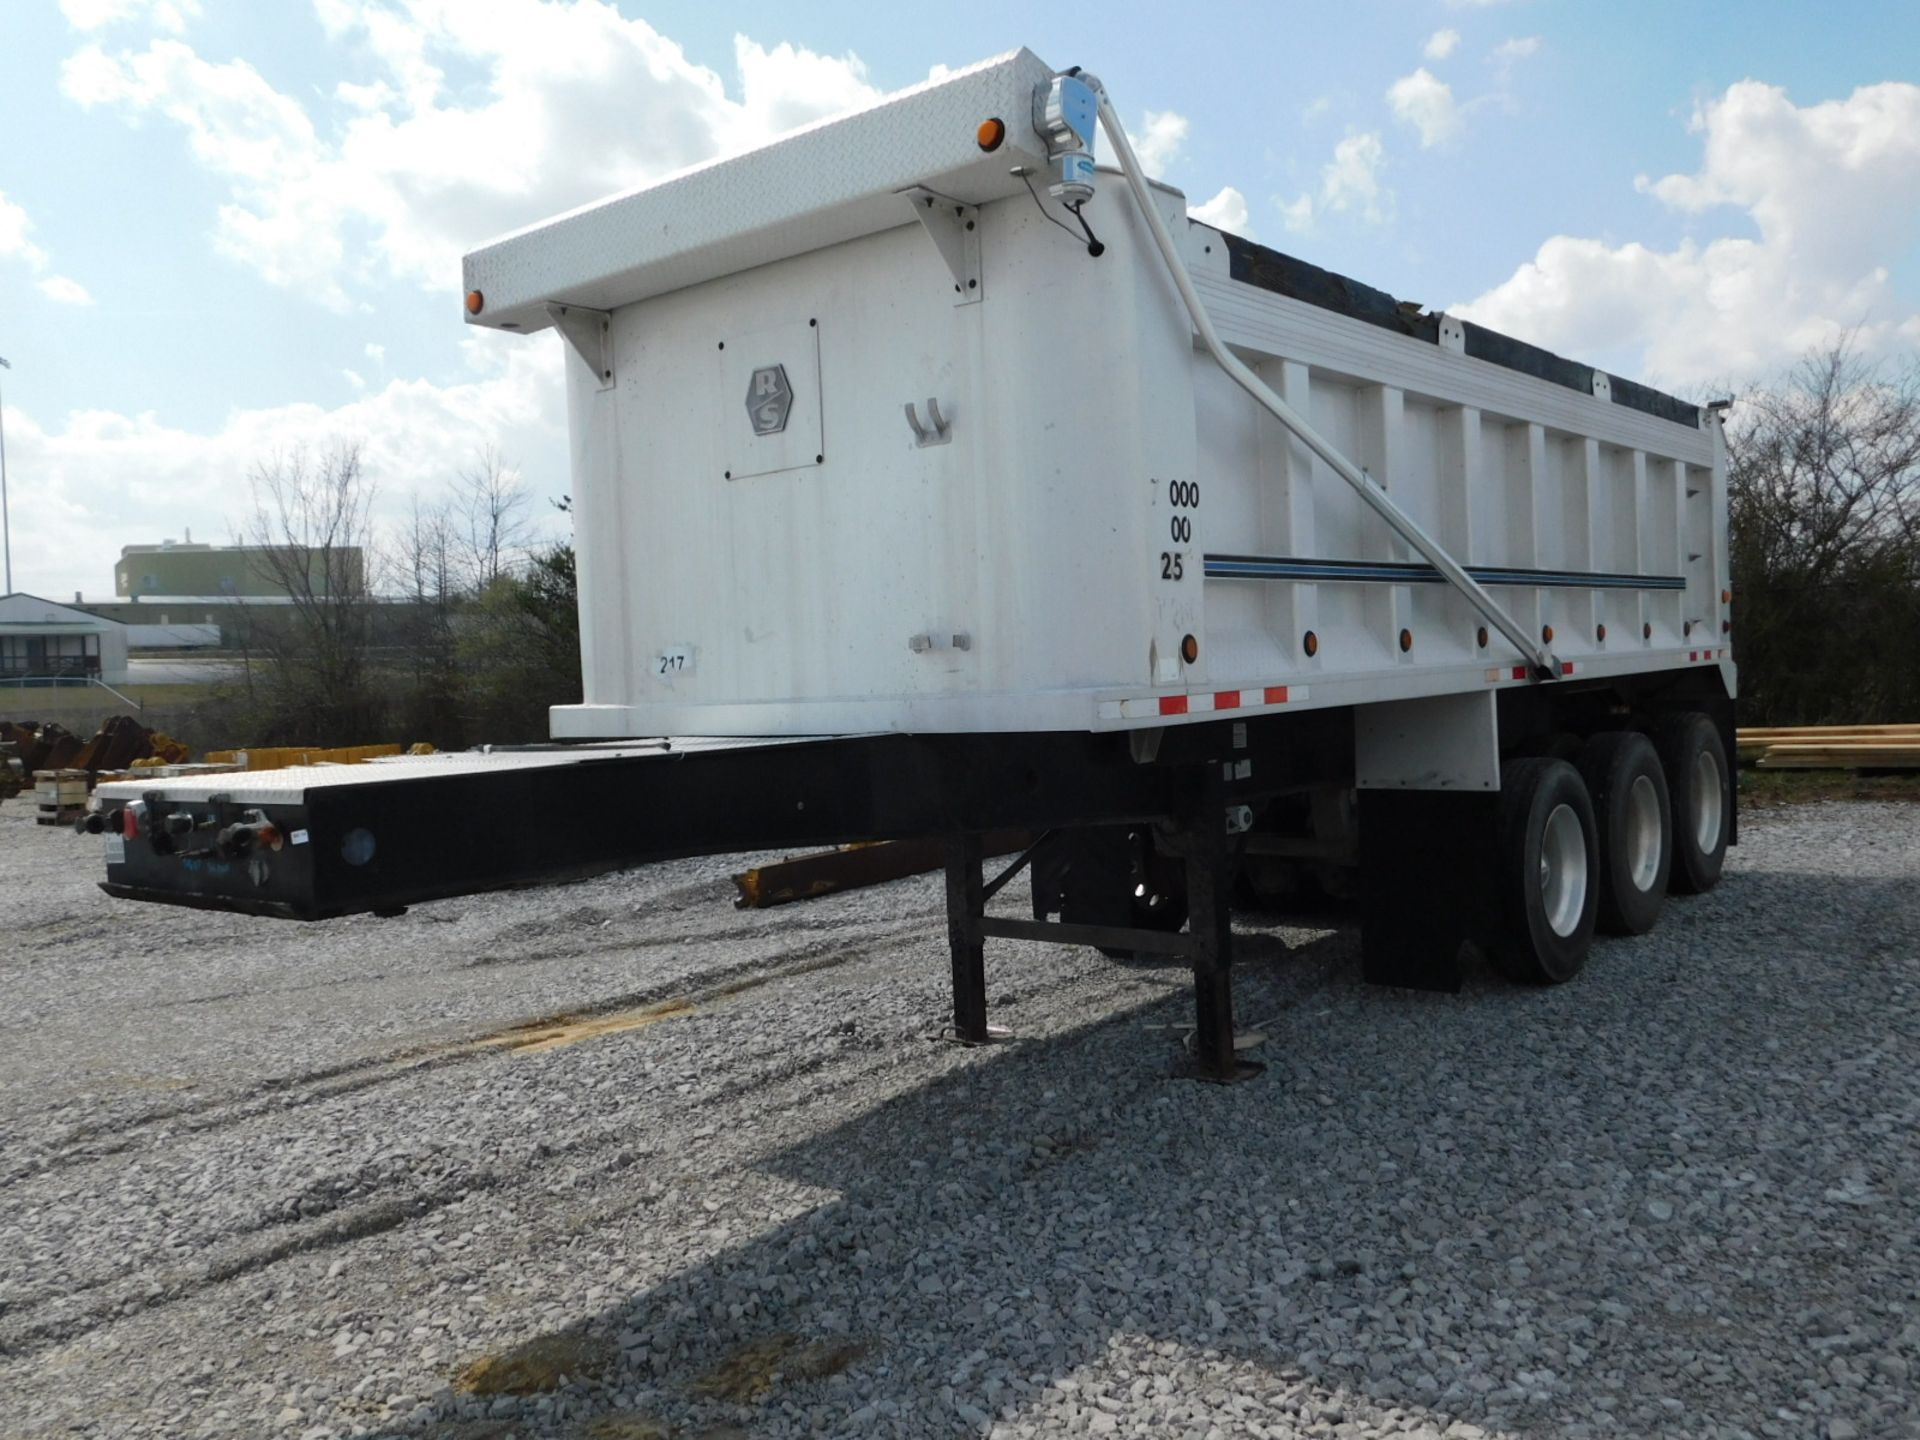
<box><xmin>1302</xmin><ymin>630</ymin><xmax>1319</xmax><ymax>658</ymax></box>
<box><xmin>1541</xmin><ymin>624</ymin><xmax>1555</xmax><ymax>644</ymax></box>
<box><xmin>1399</xmin><ymin>628</ymin><xmax>1414</xmax><ymax>653</ymax></box>
<box><xmin>465</xmin><ymin>289</ymin><xmax>485</xmax><ymax>315</ymax></box>
<box><xmin>976</xmin><ymin>117</ymin><xmax>1006</xmax><ymax>151</ymax></box>
<box><xmin>1180</xmin><ymin>633</ymin><xmax>1199</xmax><ymax>664</ymax></box>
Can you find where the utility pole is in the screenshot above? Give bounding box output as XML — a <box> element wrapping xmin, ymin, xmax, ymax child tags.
<box><xmin>0</xmin><ymin>354</ymin><xmax>11</xmax><ymax>594</ymax></box>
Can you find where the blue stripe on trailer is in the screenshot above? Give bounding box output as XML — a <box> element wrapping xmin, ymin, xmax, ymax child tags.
<box><xmin>1203</xmin><ymin>555</ymin><xmax>1687</xmax><ymax>591</ymax></box>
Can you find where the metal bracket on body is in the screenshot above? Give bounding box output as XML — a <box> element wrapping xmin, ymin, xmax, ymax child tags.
<box><xmin>904</xmin><ymin>397</ymin><xmax>953</xmax><ymax>446</ymax></box>
<box><xmin>544</xmin><ymin>303</ymin><xmax>614</xmax><ymax>391</ymax></box>
<box><xmin>1090</xmin><ymin>83</ymin><xmax>1560</xmax><ymax>680</ymax></box>
<box><xmin>903</xmin><ymin>188</ymin><xmax>982</xmax><ymax>305</ymax></box>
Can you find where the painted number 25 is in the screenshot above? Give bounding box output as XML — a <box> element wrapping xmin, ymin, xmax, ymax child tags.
<box><xmin>1159</xmin><ymin>478</ymin><xmax>1198</xmax><ymax>582</ymax></box>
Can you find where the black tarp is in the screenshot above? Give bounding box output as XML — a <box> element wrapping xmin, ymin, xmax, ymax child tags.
<box><xmin>1215</xmin><ymin>230</ymin><xmax>1699</xmax><ymax>430</ymax></box>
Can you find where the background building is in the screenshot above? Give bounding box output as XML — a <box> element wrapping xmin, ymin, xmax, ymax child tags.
<box><xmin>114</xmin><ymin>532</ymin><xmax>366</xmax><ymax>600</ymax></box>
<box><xmin>0</xmin><ymin>593</ymin><xmax>131</xmax><ymax>684</ymax></box>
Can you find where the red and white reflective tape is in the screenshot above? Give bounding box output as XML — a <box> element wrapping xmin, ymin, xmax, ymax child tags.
<box><xmin>1687</xmin><ymin>648</ymin><xmax>1728</xmax><ymax>663</ymax></box>
<box><xmin>1486</xmin><ymin>661</ymin><xmax>1579</xmax><ymax>683</ymax></box>
<box><xmin>1099</xmin><ymin>684</ymin><xmax>1309</xmax><ymax>722</ymax></box>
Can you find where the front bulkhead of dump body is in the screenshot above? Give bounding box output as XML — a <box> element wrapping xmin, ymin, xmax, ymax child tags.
<box><xmin>553</xmin><ymin>175</ymin><xmax>1203</xmax><ymax>739</ymax></box>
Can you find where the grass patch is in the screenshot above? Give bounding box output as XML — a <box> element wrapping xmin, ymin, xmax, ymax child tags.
<box><xmin>1740</xmin><ymin>768</ymin><xmax>1920</xmax><ymax>809</ymax></box>
<box><xmin>584</xmin><ymin>1415</ymin><xmax>671</xmax><ymax>1440</ymax></box>
<box><xmin>454</xmin><ymin>1330</ymin><xmax>615</xmax><ymax>1396</ymax></box>
<box><xmin>689</xmin><ymin>1334</ymin><xmax>867</xmax><ymax>1402</ymax></box>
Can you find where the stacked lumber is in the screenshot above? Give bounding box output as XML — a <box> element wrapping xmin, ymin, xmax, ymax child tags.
<box><xmin>94</xmin><ymin>762</ymin><xmax>244</xmax><ymax>784</ymax></box>
<box><xmin>203</xmin><ymin>743</ymin><xmax>404</xmax><ymax>772</ymax></box>
<box><xmin>1737</xmin><ymin>724</ymin><xmax>1920</xmax><ymax>770</ymax></box>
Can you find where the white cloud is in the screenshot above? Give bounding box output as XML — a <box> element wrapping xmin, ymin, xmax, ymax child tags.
<box><xmin>1454</xmin><ymin>80</ymin><xmax>1920</xmax><ymax>386</ymax></box>
<box><xmin>1134</xmin><ymin>109</ymin><xmax>1190</xmax><ymax>181</ymax></box>
<box><xmin>1387</xmin><ymin>67</ymin><xmax>1463</xmax><ymax>148</ymax></box>
<box><xmin>364</xmin><ymin>342</ymin><xmax>386</xmax><ymax>365</ymax></box>
<box><xmin>37</xmin><ymin>275</ymin><xmax>95</xmax><ymax>305</ymax></box>
<box><xmin>59</xmin><ymin>0</ymin><xmax>201</xmax><ymax>32</ymax></box>
<box><xmin>0</xmin><ymin>192</ymin><xmax>51</xmax><ymax>270</ymax></box>
<box><xmin>1190</xmin><ymin>186</ymin><xmax>1250</xmax><ymax>237</ymax></box>
<box><xmin>61</xmin><ymin>2</ymin><xmax>884</xmax><ymax>311</ymax></box>
<box><xmin>1283</xmin><ymin>130</ymin><xmax>1390</xmax><ymax>232</ymax></box>
<box><xmin>1323</xmin><ymin>132</ymin><xmax>1388</xmax><ymax>219</ymax></box>
<box><xmin>9</xmin><ymin>336</ymin><xmax>569</xmax><ymax>601</ymax></box>
<box><xmin>1491</xmin><ymin>35</ymin><xmax>1542</xmax><ymax>83</ymax></box>
<box><xmin>1424</xmin><ymin>29</ymin><xmax>1461</xmax><ymax>60</ymax></box>
<box><xmin>0</xmin><ymin>190</ymin><xmax>95</xmax><ymax>305</ymax></box>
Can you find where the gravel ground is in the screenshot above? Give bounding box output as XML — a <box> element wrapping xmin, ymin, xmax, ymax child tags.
<box><xmin>1</xmin><ymin>797</ymin><xmax>1916</xmax><ymax>1440</ymax></box>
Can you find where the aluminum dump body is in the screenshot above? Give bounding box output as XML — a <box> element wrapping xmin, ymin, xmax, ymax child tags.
<box><xmin>462</xmin><ymin>48</ymin><xmax>1729</xmax><ymax>740</ymax></box>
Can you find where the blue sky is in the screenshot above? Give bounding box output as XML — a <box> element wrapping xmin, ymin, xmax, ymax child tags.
<box><xmin>2</xmin><ymin>0</ymin><xmax>1917</xmax><ymax>600</ymax></box>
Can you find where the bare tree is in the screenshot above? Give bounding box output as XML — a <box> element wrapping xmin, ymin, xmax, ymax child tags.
<box><xmin>1728</xmin><ymin>340</ymin><xmax>1920</xmax><ymax>722</ymax></box>
<box><xmin>236</xmin><ymin>442</ymin><xmax>380</xmax><ymax>742</ymax></box>
<box><xmin>1730</xmin><ymin>341</ymin><xmax>1920</xmax><ymax>579</ymax></box>
<box><xmin>451</xmin><ymin>446</ymin><xmax>533</xmax><ymax>592</ymax></box>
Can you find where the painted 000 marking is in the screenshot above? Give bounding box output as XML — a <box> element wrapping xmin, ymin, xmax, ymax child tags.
<box><xmin>1158</xmin><ymin>478</ymin><xmax>1199</xmax><ymax>583</ymax></box>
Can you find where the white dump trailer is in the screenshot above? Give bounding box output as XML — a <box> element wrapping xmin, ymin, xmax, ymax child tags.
<box><xmin>98</xmin><ymin>50</ymin><xmax>1736</xmax><ymax>1080</ymax></box>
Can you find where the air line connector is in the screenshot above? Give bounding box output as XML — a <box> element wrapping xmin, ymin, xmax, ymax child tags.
<box><xmin>1033</xmin><ymin>70</ymin><xmax>1101</xmax><ymax>205</ymax></box>
<box><xmin>217</xmin><ymin>810</ymin><xmax>284</xmax><ymax>858</ymax></box>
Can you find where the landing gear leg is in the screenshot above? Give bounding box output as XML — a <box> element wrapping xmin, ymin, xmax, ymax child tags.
<box><xmin>944</xmin><ymin>832</ymin><xmax>989</xmax><ymax>1043</ymax></box>
<box><xmin>1181</xmin><ymin>803</ymin><xmax>1261</xmax><ymax>1084</ymax></box>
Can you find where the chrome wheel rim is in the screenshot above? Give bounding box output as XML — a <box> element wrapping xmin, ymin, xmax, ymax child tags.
<box><xmin>1540</xmin><ymin>802</ymin><xmax>1588</xmax><ymax>939</ymax></box>
<box><xmin>1692</xmin><ymin>751</ymin><xmax>1724</xmax><ymax>854</ymax></box>
<box><xmin>1625</xmin><ymin>773</ymin><xmax>1663</xmax><ymax>892</ymax></box>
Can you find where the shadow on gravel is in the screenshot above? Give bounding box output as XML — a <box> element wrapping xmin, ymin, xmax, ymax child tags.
<box><xmin>380</xmin><ymin>873</ymin><xmax>1919</xmax><ymax>1438</ymax></box>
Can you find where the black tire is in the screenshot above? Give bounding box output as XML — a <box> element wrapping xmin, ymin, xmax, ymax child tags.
<box><xmin>1577</xmin><ymin>731</ymin><xmax>1671</xmax><ymax>935</ymax></box>
<box><xmin>1489</xmin><ymin>757</ymin><xmax>1599</xmax><ymax>984</ymax></box>
<box><xmin>1655</xmin><ymin>713</ymin><xmax>1730</xmax><ymax>895</ymax></box>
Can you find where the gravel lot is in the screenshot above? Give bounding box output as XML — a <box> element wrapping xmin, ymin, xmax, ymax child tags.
<box><xmin>1</xmin><ymin>797</ymin><xmax>1916</xmax><ymax>1440</ymax></box>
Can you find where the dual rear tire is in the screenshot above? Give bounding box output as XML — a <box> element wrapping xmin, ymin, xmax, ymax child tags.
<box><xmin>1491</xmin><ymin>716</ymin><xmax>1729</xmax><ymax>984</ymax></box>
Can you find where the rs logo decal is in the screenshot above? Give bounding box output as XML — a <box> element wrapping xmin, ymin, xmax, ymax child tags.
<box><xmin>746</xmin><ymin>364</ymin><xmax>792</xmax><ymax>435</ymax></box>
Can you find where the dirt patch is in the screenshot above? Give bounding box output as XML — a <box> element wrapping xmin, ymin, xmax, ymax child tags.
<box><xmin>453</xmin><ymin>1330</ymin><xmax>616</xmax><ymax>1396</ymax></box>
<box><xmin>474</xmin><ymin>997</ymin><xmax>697</xmax><ymax>1056</ymax></box>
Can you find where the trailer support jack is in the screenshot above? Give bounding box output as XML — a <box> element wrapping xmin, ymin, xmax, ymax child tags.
<box><xmin>943</xmin><ymin>814</ymin><xmax>1260</xmax><ymax>1084</ymax></box>
<box><xmin>944</xmin><ymin>831</ymin><xmax>992</xmax><ymax>1044</ymax></box>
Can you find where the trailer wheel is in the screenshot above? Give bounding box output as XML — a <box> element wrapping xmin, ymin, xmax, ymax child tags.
<box><xmin>1577</xmin><ymin>731</ymin><xmax>1670</xmax><ymax>935</ymax></box>
<box><xmin>1489</xmin><ymin>757</ymin><xmax>1598</xmax><ymax>984</ymax></box>
<box><xmin>1103</xmin><ymin>830</ymin><xmax>1188</xmax><ymax>961</ymax></box>
<box><xmin>1655</xmin><ymin>713</ymin><xmax>1730</xmax><ymax>895</ymax></box>
<box><xmin>1045</xmin><ymin>827</ymin><xmax>1186</xmax><ymax>961</ymax></box>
